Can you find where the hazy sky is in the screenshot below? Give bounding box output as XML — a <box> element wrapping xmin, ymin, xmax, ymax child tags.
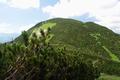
<box><xmin>0</xmin><ymin>0</ymin><xmax>120</xmax><ymax>34</ymax></box>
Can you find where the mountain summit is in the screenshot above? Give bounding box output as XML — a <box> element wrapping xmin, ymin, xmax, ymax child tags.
<box><xmin>16</xmin><ymin>18</ymin><xmax>120</xmax><ymax>60</ymax></box>
<box><xmin>15</xmin><ymin>18</ymin><xmax>120</xmax><ymax>76</ymax></box>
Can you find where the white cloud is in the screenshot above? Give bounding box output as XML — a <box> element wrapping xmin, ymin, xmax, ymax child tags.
<box><xmin>0</xmin><ymin>23</ymin><xmax>34</xmax><ymax>34</ymax></box>
<box><xmin>42</xmin><ymin>0</ymin><xmax>120</xmax><ymax>33</ymax></box>
<box><xmin>0</xmin><ymin>0</ymin><xmax>40</xmax><ymax>9</ymax></box>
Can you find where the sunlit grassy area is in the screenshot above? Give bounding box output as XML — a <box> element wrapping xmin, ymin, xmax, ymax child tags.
<box><xmin>41</xmin><ymin>22</ymin><xmax>56</xmax><ymax>29</ymax></box>
<box><xmin>102</xmin><ymin>46</ymin><xmax>120</xmax><ymax>62</ymax></box>
<box><xmin>30</xmin><ymin>22</ymin><xmax>56</xmax><ymax>38</ymax></box>
<box><xmin>98</xmin><ymin>73</ymin><xmax>120</xmax><ymax>80</ymax></box>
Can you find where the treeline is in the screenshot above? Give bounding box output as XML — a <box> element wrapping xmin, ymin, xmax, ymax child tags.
<box><xmin>0</xmin><ymin>30</ymin><xmax>100</xmax><ymax>80</ymax></box>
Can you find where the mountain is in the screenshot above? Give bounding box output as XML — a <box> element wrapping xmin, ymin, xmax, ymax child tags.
<box><xmin>14</xmin><ymin>18</ymin><xmax>120</xmax><ymax>78</ymax></box>
<box><xmin>15</xmin><ymin>18</ymin><xmax>120</xmax><ymax>60</ymax></box>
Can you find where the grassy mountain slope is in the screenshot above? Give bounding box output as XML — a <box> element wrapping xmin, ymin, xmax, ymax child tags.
<box><xmin>98</xmin><ymin>73</ymin><xmax>120</xmax><ymax>80</ymax></box>
<box><xmin>15</xmin><ymin>18</ymin><xmax>120</xmax><ymax>76</ymax></box>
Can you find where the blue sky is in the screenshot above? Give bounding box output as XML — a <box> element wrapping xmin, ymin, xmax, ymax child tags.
<box><xmin>0</xmin><ymin>0</ymin><xmax>120</xmax><ymax>42</ymax></box>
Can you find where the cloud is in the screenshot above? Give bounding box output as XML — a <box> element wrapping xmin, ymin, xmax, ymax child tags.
<box><xmin>42</xmin><ymin>0</ymin><xmax>120</xmax><ymax>33</ymax></box>
<box><xmin>0</xmin><ymin>23</ymin><xmax>34</xmax><ymax>34</ymax></box>
<box><xmin>0</xmin><ymin>0</ymin><xmax>40</xmax><ymax>9</ymax></box>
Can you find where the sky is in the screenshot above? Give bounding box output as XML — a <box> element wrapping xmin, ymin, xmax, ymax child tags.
<box><xmin>0</xmin><ymin>0</ymin><xmax>120</xmax><ymax>42</ymax></box>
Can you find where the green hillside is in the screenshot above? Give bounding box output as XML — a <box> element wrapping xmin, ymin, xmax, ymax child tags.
<box><xmin>16</xmin><ymin>18</ymin><xmax>120</xmax><ymax>59</ymax></box>
<box><xmin>14</xmin><ymin>18</ymin><xmax>120</xmax><ymax>77</ymax></box>
<box><xmin>1</xmin><ymin>18</ymin><xmax>120</xmax><ymax>79</ymax></box>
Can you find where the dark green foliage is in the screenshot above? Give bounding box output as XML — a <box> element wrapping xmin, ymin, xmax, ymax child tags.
<box><xmin>22</xmin><ymin>31</ymin><xmax>29</xmax><ymax>46</ymax></box>
<box><xmin>12</xmin><ymin>18</ymin><xmax>120</xmax><ymax>76</ymax></box>
<box><xmin>0</xmin><ymin>30</ymin><xmax>100</xmax><ymax>80</ymax></box>
<box><xmin>1</xmin><ymin>18</ymin><xmax>120</xmax><ymax>79</ymax></box>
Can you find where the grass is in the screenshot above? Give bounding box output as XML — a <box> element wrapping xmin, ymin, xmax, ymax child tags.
<box><xmin>90</xmin><ymin>33</ymin><xmax>101</xmax><ymax>40</ymax></box>
<box><xmin>98</xmin><ymin>73</ymin><xmax>120</xmax><ymax>80</ymax></box>
<box><xmin>41</xmin><ymin>22</ymin><xmax>56</xmax><ymax>29</ymax></box>
<box><xmin>30</xmin><ymin>22</ymin><xmax>56</xmax><ymax>38</ymax></box>
<box><xmin>102</xmin><ymin>46</ymin><xmax>120</xmax><ymax>62</ymax></box>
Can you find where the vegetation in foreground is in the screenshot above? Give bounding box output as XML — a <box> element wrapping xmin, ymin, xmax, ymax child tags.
<box><xmin>0</xmin><ymin>30</ymin><xmax>100</xmax><ymax>80</ymax></box>
<box><xmin>0</xmin><ymin>18</ymin><xmax>120</xmax><ymax>80</ymax></box>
